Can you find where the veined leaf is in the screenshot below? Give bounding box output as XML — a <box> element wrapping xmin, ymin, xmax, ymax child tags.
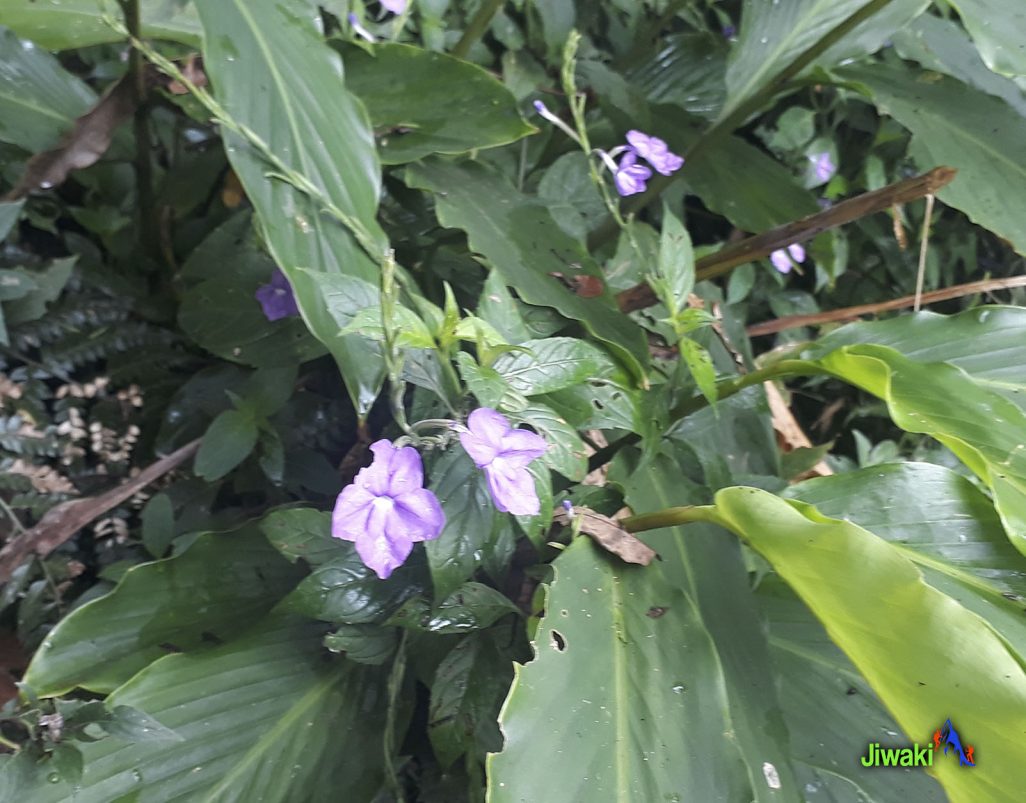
<box><xmin>711</xmin><ymin>486</ymin><xmax>1026</xmax><ymax>803</ymax></box>
<box><xmin>841</xmin><ymin>61</ymin><xmax>1026</xmax><ymax>255</ymax></box>
<box><xmin>198</xmin><ymin>0</ymin><xmax>388</xmax><ymax>417</ymax></box>
<box><xmin>405</xmin><ymin>159</ymin><xmax>649</xmax><ymax>383</ymax></box>
<box><xmin>10</xmin><ymin>616</ymin><xmax>388</xmax><ymax>802</ymax></box>
<box><xmin>23</xmin><ymin>525</ymin><xmax>304</xmax><ymax>696</ymax></box>
<box><xmin>945</xmin><ymin>0</ymin><xmax>1026</xmax><ymax>77</ymax></box>
<box><xmin>492</xmin><ymin>337</ymin><xmax>617</xmax><ymax>396</ymax></box>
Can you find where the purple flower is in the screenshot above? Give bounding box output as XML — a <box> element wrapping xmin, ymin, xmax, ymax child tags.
<box><xmin>810</xmin><ymin>151</ymin><xmax>835</xmax><ymax>184</ymax></box>
<box><xmin>722</xmin><ymin>24</ymin><xmax>737</xmax><ymax>39</ymax></box>
<box><xmin>457</xmin><ymin>408</ymin><xmax>547</xmax><ymax>516</ymax></box>
<box><xmin>331</xmin><ymin>439</ymin><xmax>445</xmax><ymax>579</ymax></box>
<box><xmin>255</xmin><ymin>269</ymin><xmax>299</xmax><ymax>321</ymax></box>
<box><xmin>626</xmin><ymin>130</ymin><xmax>684</xmax><ymax>176</ymax></box>
<box><xmin>769</xmin><ymin>243</ymin><xmax>806</xmax><ymax>274</ymax></box>
<box><xmin>614</xmin><ymin>149</ymin><xmax>652</xmax><ymax>197</ymax></box>
<box><xmin>381</xmin><ymin>0</ymin><xmax>407</xmax><ymax>13</ymax></box>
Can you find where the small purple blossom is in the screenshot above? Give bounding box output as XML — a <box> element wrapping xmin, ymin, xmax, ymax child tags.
<box><xmin>457</xmin><ymin>408</ymin><xmax>547</xmax><ymax>516</ymax></box>
<box><xmin>626</xmin><ymin>130</ymin><xmax>685</xmax><ymax>176</ymax></box>
<box><xmin>614</xmin><ymin>149</ymin><xmax>652</xmax><ymax>197</ymax></box>
<box><xmin>810</xmin><ymin>151</ymin><xmax>836</xmax><ymax>184</ymax></box>
<box><xmin>722</xmin><ymin>24</ymin><xmax>737</xmax><ymax>39</ymax></box>
<box><xmin>769</xmin><ymin>243</ymin><xmax>806</xmax><ymax>274</ymax></box>
<box><xmin>255</xmin><ymin>269</ymin><xmax>299</xmax><ymax>321</ymax></box>
<box><xmin>331</xmin><ymin>439</ymin><xmax>445</xmax><ymax>579</ymax></box>
<box><xmin>381</xmin><ymin>0</ymin><xmax>408</xmax><ymax>13</ymax></box>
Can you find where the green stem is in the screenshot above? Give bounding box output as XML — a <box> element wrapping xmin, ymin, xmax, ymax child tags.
<box><xmin>622</xmin><ymin>504</ymin><xmax>723</xmax><ymax>532</ymax></box>
<box><xmin>0</xmin><ymin>495</ymin><xmax>26</xmax><ymax>534</ymax></box>
<box><xmin>452</xmin><ymin>0</ymin><xmax>504</xmax><ymax>59</ymax></box>
<box><xmin>585</xmin><ymin>359</ymin><xmax>823</xmax><ymax>472</ymax></box>
<box><xmin>0</xmin><ymin>732</ymin><xmax>21</xmax><ymax>752</ymax></box>
<box><xmin>383</xmin><ymin>631</ymin><xmax>408</xmax><ymax>803</ymax></box>
<box><xmin>586</xmin><ymin>0</ymin><xmax>898</xmax><ymax>251</ymax></box>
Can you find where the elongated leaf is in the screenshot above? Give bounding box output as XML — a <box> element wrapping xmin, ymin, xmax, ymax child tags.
<box><xmin>814</xmin><ymin>345</ymin><xmax>1026</xmax><ymax>556</ymax></box>
<box><xmin>198</xmin><ymin>0</ymin><xmax>387</xmax><ymax>416</ymax></box>
<box><xmin>23</xmin><ymin>525</ymin><xmax>303</xmax><ymax>696</ymax></box>
<box><xmin>194</xmin><ymin>408</ymin><xmax>259</xmax><ymax>480</ymax></box>
<box><xmin>723</xmin><ymin>0</ymin><xmax>928</xmax><ymax>121</ymax></box>
<box><xmin>490</xmin><ymin>453</ymin><xmax>797</xmax><ymax>801</ymax></box>
<box><xmin>842</xmin><ymin>61</ymin><xmax>1026</xmax><ymax>255</ymax></box>
<box><xmin>0</xmin><ymin>26</ymin><xmax>94</xmax><ymax>151</ymax></box>
<box><xmin>945</xmin><ymin>0</ymin><xmax>1026</xmax><ymax>77</ymax></box>
<box><xmin>711</xmin><ymin>486</ymin><xmax>1026</xmax><ymax>802</ymax></box>
<box><xmin>628</xmin><ymin>33</ymin><xmax>728</xmax><ymax>119</ymax></box>
<box><xmin>0</xmin><ymin>0</ymin><xmax>201</xmax><ymax>49</ymax></box>
<box><xmin>10</xmin><ymin>616</ymin><xmax>388</xmax><ymax>802</ymax></box>
<box><xmin>341</xmin><ymin>42</ymin><xmax>533</xmax><ymax>164</ymax></box>
<box><xmin>492</xmin><ymin>337</ymin><xmax>616</xmax><ymax>396</ymax></box>
<box><xmin>405</xmin><ymin>159</ymin><xmax>649</xmax><ymax>382</ymax></box>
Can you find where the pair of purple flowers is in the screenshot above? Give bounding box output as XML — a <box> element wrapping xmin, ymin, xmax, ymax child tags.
<box><xmin>613</xmin><ymin>130</ymin><xmax>685</xmax><ymax>197</ymax></box>
<box><xmin>332</xmin><ymin>408</ymin><xmax>547</xmax><ymax>579</ymax></box>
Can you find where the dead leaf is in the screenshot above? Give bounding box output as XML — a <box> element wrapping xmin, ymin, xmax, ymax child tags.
<box><xmin>554</xmin><ymin>505</ymin><xmax>656</xmax><ymax>566</ymax></box>
<box><xmin>167</xmin><ymin>55</ymin><xmax>207</xmax><ymax>95</ymax></box>
<box><xmin>3</xmin><ymin>75</ymin><xmax>137</xmax><ymax>201</ymax></box>
<box><xmin>764</xmin><ymin>381</ymin><xmax>833</xmax><ymax>479</ymax></box>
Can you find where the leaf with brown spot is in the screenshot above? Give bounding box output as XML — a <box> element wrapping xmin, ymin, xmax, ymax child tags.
<box><xmin>554</xmin><ymin>506</ymin><xmax>656</xmax><ymax>566</ymax></box>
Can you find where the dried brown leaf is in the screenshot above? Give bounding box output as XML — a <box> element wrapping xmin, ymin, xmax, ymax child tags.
<box><xmin>554</xmin><ymin>505</ymin><xmax>656</xmax><ymax>566</ymax></box>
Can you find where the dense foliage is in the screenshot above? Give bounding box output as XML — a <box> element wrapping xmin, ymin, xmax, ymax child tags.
<box><xmin>1</xmin><ymin>0</ymin><xmax>1026</xmax><ymax>800</ymax></box>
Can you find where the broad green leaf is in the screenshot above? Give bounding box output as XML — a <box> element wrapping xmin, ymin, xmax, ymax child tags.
<box><xmin>628</xmin><ymin>33</ymin><xmax>728</xmax><ymax>119</ymax></box>
<box><xmin>711</xmin><ymin>486</ymin><xmax>1026</xmax><ymax>802</ymax></box>
<box><xmin>492</xmin><ymin>337</ymin><xmax>616</xmax><ymax>396</ymax></box>
<box><xmin>814</xmin><ymin>345</ymin><xmax>1026</xmax><ymax>555</ymax></box>
<box><xmin>893</xmin><ymin>14</ymin><xmax>1026</xmax><ymax>118</ymax></box>
<box><xmin>723</xmin><ymin>0</ymin><xmax>928</xmax><ymax>122</ymax></box>
<box><xmin>841</xmin><ymin>61</ymin><xmax>1026</xmax><ymax>255</ymax></box>
<box><xmin>945</xmin><ymin>0</ymin><xmax>1026</xmax><ymax>77</ymax></box>
<box><xmin>391</xmin><ymin>582</ymin><xmax>519</xmax><ymax>635</ymax></box>
<box><xmin>261</xmin><ymin>508</ymin><xmax>348</xmax><ymax>567</ymax></box>
<box><xmin>0</xmin><ymin>200</ymin><xmax>23</xmax><ymax>240</ymax></box>
<box><xmin>429</xmin><ymin>632</ymin><xmax>510</xmax><ymax>769</ymax></box>
<box><xmin>509</xmin><ymin>403</ymin><xmax>588</xmax><ymax>481</ymax></box>
<box><xmin>323</xmin><ymin>623</ymin><xmax>398</xmax><ymax>665</ymax></box>
<box><xmin>2</xmin><ymin>256</ymin><xmax>74</xmax><ymax>325</ymax></box>
<box><xmin>13</xmin><ymin>616</ymin><xmax>388</xmax><ymax>802</ymax></box>
<box><xmin>140</xmin><ymin>492</ymin><xmax>174</xmax><ymax>558</ymax></box>
<box><xmin>194</xmin><ymin>408</ymin><xmax>259</xmax><ymax>480</ymax></box>
<box><xmin>23</xmin><ymin>525</ymin><xmax>303</xmax><ymax>696</ymax></box>
<box><xmin>652</xmin><ymin>207</ymin><xmax>694</xmax><ymax>317</ymax></box>
<box><xmin>0</xmin><ymin>27</ymin><xmax>94</xmax><ymax>151</ymax></box>
<box><xmin>490</xmin><ymin>453</ymin><xmax>797</xmax><ymax>802</ymax></box>
<box><xmin>0</xmin><ymin>0</ymin><xmax>201</xmax><ymax>49</ymax></box>
<box><xmin>102</xmin><ymin>705</ymin><xmax>184</xmax><ymax>743</ymax></box>
<box><xmin>809</xmin><ymin>306</ymin><xmax>1026</xmax><ymax>386</ymax></box>
<box><xmin>405</xmin><ymin>159</ymin><xmax>649</xmax><ymax>383</ymax></box>
<box><xmin>177</xmin><ymin>213</ymin><xmax>325</xmax><ymax>368</ymax></box>
<box><xmin>0</xmin><ymin>269</ymin><xmax>35</xmax><ymax>301</ymax></box>
<box><xmin>341</xmin><ymin>42</ymin><xmax>534</xmax><ymax>164</ymax></box>
<box><xmin>198</xmin><ymin>0</ymin><xmax>388</xmax><ymax>417</ymax></box>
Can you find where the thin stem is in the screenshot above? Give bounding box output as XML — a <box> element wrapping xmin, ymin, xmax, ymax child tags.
<box><xmin>913</xmin><ymin>194</ymin><xmax>935</xmax><ymax>312</ymax></box>
<box><xmin>452</xmin><ymin>0</ymin><xmax>504</xmax><ymax>59</ymax></box>
<box><xmin>0</xmin><ymin>495</ymin><xmax>26</xmax><ymax>535</ymax></box>
<box><xmin>383</xmin><ymin>630</ymin><xmax>408</xmax><ymax>803</ymax></box>
<box><xmin>621</xmin><ymin>504</ymin><xmax>722</xmax><ymax>532</ymax></box>
<box><xmin>586</xmin><ymin>359</ymin><xmax>823</xmax><ymax>471</ymax></box>
<box><xmin>0</xmin><ymin>732</ymin><xmax>21</xmax><ymax>752</ymax></box>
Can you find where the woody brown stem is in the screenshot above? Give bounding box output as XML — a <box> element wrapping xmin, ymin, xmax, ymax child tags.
<box><xmin>615</xmin><ymin>167</ymin><xmax>957</xmax><ymax>314</ymax></box>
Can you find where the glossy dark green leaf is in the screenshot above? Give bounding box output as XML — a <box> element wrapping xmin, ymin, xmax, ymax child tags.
<box><xmin>194</xmin><ymin>409</ymin><xmax>259</xmax><ymax>481</ymax></box>
<box><xmin>492</xmin><ymin>337</ymin><xmax>617</xmax><ymax>396</ymax></box>
<box><xmin>0</xmin><ymin>0</ymin><xmax>201</xmax><ymax>49</ymax></box>
<box><xmin>23</xmin><ymin>525</ymin><xmax>303</xmax><ymax>695</ymax></box>
<box><xmin>260</xmin><ymin>508</ymin><xmax>348</xmax><ymax>567</ymax></box>
<box><xmin>405</xmin><ymin>159</ymin><xmax>649</xmax><ymax>382</ymax></box>
<box><xmin>102</xmin><ymin>705</ymin><xmax>183</xmax><ymax>743</ymax></box>
<box><xmin>13</xmin><ymin>616</ymin><xmax>388</xmax><ymax>802</ymax></box>
<box><xmin>391</xmin><ymin>583</ymin><xmax>518</xmax><ymax>635</ymax></box>
<box><xmin>628</xmin><ymin>33</ymin><xmax>728</xmax><ymax>119</ymax></box>
<box><xmin>198</xmin><ymin>0</ymin><xmax>388</xmax><ymax>417</ymax></box>
<box><xmin>945</xmin><ymin>0</ymin><xmax>1026</xmax><ymax>77</ymax></box>
<box><xmin>842</xmin><ymin>61</ymin><xmax>1026</xmax><ymax>255</ymax></box>
<box><xmin>323</xmin><ymin>623</ymin><xmax>398</xmax><ymax>665</ymax></box>
<box><xmin>0</xmin><ymin>26</ymin><xmax>94</xmax><ymax>150</ymax></box>
<box><xmin>340</xmin><ymin>42</ymin><xmax>533</xmax><ymax>164</ymax></box>
<box><xmin>140</xmin><ymin>492</ymin><xmax>175</xmax><ymax>558</ymax></box>
<box><xmin>177</xmin><ymin>213</ymin><xmax>325</xmax><ymax>368</ymax></box>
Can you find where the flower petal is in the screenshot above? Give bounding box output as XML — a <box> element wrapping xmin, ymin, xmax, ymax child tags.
<box><xmin>380</xmin><ymin>0</ymin><xmax>407</xmax><ymax>13</ymax></box>
<box><xmin>353</xmin><ymin>521</ymin><xmax>414</xmax><ymax>580</ymax></box>
<box><xmin>787</xmin><ymin>243</ymin><xmax>806</xmax><ymax>263</ymax></box>
<box><xmin>386</xmin><ymin>444</ymin><xmax>425</xmax><ymax>496</ymax></box>
<box><xmin>626</xmin><ymin>130</ymin><xmax>684</xmax><ymax>176</ymax></box>
<box><xmin>392</xmin><ymin>488</ymin><xmax>446</xmax><ymax>542</ymax></box>
<box><xmin>498</xmin><ymin>427</ymin><xmax>547</xmax><ymax>468</ymax></box>
<box><xmin>331</xmin><ymin>484</ymin><xmax>376</xmax><ymax>542</ymax></box>
<box><xmin>769</xmin><ymin>249</ymin><xmax>792</xmax><ymax>274</ymax></box>
<box><xmin>485</xmin><ymin>459</ymin><xmax>540</xmax><ymax>516</ymax></box>
<box><xmin>356</xmin><ymin>439</ymin><xmax>400</xmax><ymax>495</ymax></box>
<box><xmin>459</xmin><ymin>408</ymin><xmax>510</xmax><ymax>466</ymax></box>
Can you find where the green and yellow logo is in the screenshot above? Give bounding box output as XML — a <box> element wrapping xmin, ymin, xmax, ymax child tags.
<box><xmin>860</xmin><ymin>719</ymin><xmax>975</xmax><ymax>768</ymax></box>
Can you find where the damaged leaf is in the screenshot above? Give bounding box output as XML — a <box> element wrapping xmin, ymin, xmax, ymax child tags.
<box><xmin>554</xmin><ymin>505</ymin><xmax>656</xmax><ymax>566</ymax></box>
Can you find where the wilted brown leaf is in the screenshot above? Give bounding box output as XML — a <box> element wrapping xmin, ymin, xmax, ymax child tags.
<box><xmin>554</xmin><ymin>505</ymin><xmax>656</xmax><ymax>566</ymax></box>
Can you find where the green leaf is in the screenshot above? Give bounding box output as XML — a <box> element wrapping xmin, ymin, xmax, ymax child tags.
<box><xmin>651</xmin><ymin>207</ymin><xmax>694</xmax><ymax>317</ymax></box>
<box><xmin>323</xmin><ymin>623</ymin><xmax>398</xmax><ymax>665</ymax></box>
<box><xmin>194</xmin><ymin>409</ymin><xmax>260</xmax><ymax>481</ymax></box>
<box><xmin>177</xmin><ymin>213</ymin><xmax>325</xmax><ymax>368</ymax></box>
<box><xmin>342</xmin><ymin>304</ymin><xmax>436</xmax><ymax>348</ymax></box>
<box><xmin>260</xmin><ymin>508</ymin><xmax>348</xmax><ymax>567</ymax></box>
<box><xmin>14</xmin><ymin>616</ymin><xmax>388</xmax><ymax>802</ymax></box>
<box><xmin>945</xmin><ymin>0</ymin><xmax>1026</xmax><ymax>77</ymax></box>
<box><xmin>492</xmin><ymin>337</ymin><xmax>616</xmax><ymax>396</ymax></box>
<box><xmin>0</xmin><ymin>25</ymin><xmax>94</xmax><ymax>151</ymax></box>
<box><xmin>341</xmin><ymin>42</ymin><xmax>533</xmax><ymax>164</ymax></box>
<box><xmin>392</xmin><ymin>583</ymin><xmax>519</xmax><ymax>635</ymax></box>
<box><xmin>23</xmin><ymin>525</ymin><xmax>303</xmax><ymax>695</ymax></box>
<box><xmin>0</xmin><ymin>269</ymin><xmax>36</xmax><ymax>301</ymax></box>
<box><xmin>679</xmin><ymin>338</ymin><xmax>718</xmax><ymax>405</ymax></box>
<box><xmin>841</xmin><ymin>61</ymin><xmax>1026</xmax><ymax>255</ymax></box>
<box><xmin>489</xmin><ymin>453</ymin><xmax>798</xmax><ymax>802</ymax></box>
<box><xmin>628</xmin><ymin>33</ymin><xmax>728</xmax><ymax>119</ymax></box>
<box><xmin>426</xmin><ymin>449</ymin><xmax>497</xmax><ymax>600</ymax></box>
<box><xmin>814</xmin><ymin>345</ymin><xmax>1026</xmax><ymax>555</ymax></box>
<box><xmin>722</xmin><ymin>0</ymin><xmax>928</xmax><ymax>121</ymax></box>
<box><xmin>2</xmin><ymin>257</ymin><xmax>74</xmax><ymax>326</ymax></box>
<box><xmin>0</xmin><ymin>200</ymin><xmax>23</xmax><ymax>241</ymax></box>
<box><xmin>710</xmin><ymin>486</ymin><xmax>1026</xmax><ymax>802</ymax></box>
<box><xmin>102</xmin><ymin>705</ymin><xmax>183</xmax><ymax>743</ymax></box>
<box><xmin>509</xmin><ymin>403</ymin><xmax>589</xmax><ymax>481</ymax></box>
<box><xmin>198</xmin><ymin>0</ymin><xmax>388</xmax><ymax>417</ymax></box>
<box><xmin>429</xmin><ymin>632</ymin><xmax>511</xmax><ymax>768</ymax></box>
<box><xmin>405</xmin><ymin>159</ymin><xmax>649</xmax><ymax>383</ymax></box>
<box><xmin>0</xmin><ymin>0</ymin><xmax>201</xmax><ymax>49</ymax></box>
<box><xmin>140</xmin><ymin>492</ymin><xmax>175</xmax><ymax>558</ymax></box>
